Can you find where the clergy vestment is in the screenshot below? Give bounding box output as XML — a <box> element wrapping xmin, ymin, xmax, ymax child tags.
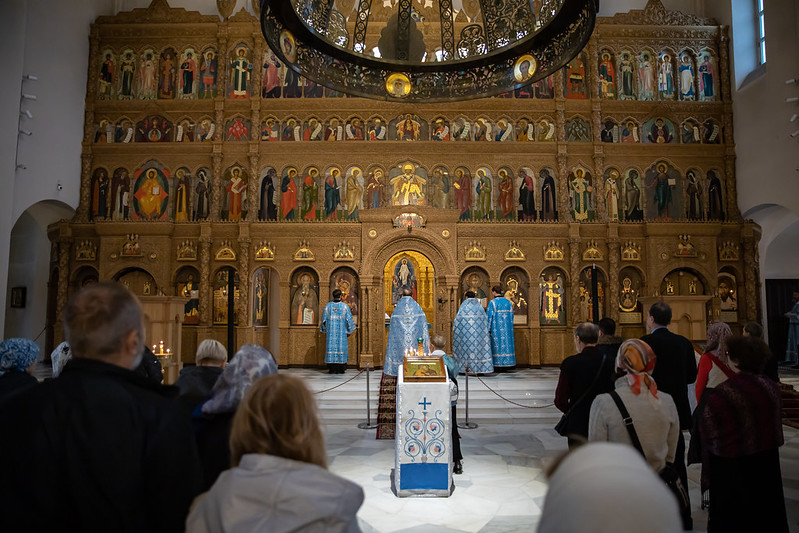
<box><xmin>320</xmin><ymin>301</ymin><xmax>355</xmax><ymax>364</ymax></box>
<box><xmin>453</xmin><ymin>298</ymin><xmax>494</xmax><ymax>374</ymax></box>
<box><xmin>377</xmin><ymin>296</ymin><xmax>429</xmax><ymax>439</ymax></box>
<box><xmin>486</xmin><ymin>296</ymin><xmax>516</xmax><ymax>367</ymax></box>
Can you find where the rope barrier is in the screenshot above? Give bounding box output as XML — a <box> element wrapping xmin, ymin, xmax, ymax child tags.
<box><xmin>466</xmin><ymin>370</ymin><xmax>555</xmax><ymax>409</ymax></box>
<box><xmin>312</xmin><ymin>368</ymin><xmax>366</xmax><ymax>394</ymax></box>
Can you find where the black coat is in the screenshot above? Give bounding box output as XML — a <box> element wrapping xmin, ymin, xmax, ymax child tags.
<box><xmin>0</xmin><ymin>370</ymin><xmax>37</xmax><ymax>406</ymax></box>
<box><xmin>193</xmin><ymin>408</ymin><xmax>235</xmax><ymax>491</ymax></box>
<box><xmin>0</xmin><ymin>358</ymin><xmax>202</xmax><ymax>533</ymax></box>
<box><xmin>642</xmin><ymin>327</ymin><xmax>698</xmax><ymax>430</ymax></box>
<box><xmin>175</xmin><ymin>365</ymin><xmax>223</xmax><ymax>412</ymax></box>
<box><xmin>554</xmin><ymin>346</ymin><xmax>615</xmax><ymax>438</ymax></box>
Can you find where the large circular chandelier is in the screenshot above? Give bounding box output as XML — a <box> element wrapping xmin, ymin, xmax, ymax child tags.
<box><xmin>260</xmin><ymin>0</ymin><xmax>598</xmax><ymax>102</ymax></box>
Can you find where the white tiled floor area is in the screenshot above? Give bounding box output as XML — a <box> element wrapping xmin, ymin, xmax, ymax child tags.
<box><xmin>288</xmin><ymin>367</ymin><xmax>799</xmax><ymax>532</ymax></box>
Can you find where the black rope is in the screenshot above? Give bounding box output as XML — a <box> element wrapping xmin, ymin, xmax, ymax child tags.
<box><xmin>465</xmin><ymin>370</ymin><xmax>555</xmax><ymax>409</ymax></box>
<box><xmin>312</xmin><ymin>368</ymin><xmax>366</xmax><ymax>394</ymax></box>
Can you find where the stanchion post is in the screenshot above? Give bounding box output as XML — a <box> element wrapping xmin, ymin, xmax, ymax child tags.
<box><xmin>458</xmin><ymin>363</ymin><xmax>478</xmax><ymax>429</ymax></box>
<box><xmin>358</xmin><ymin>362</ymin><xmax>377</xmax><ymax>429</ymax></box>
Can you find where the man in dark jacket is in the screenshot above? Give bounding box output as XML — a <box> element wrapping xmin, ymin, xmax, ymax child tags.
<box><xmin>0</xmin><ymin>282</ymin><xmax>202</xmax><ymax>533</ymax></box>
<box><xmin>641</xmin><ymin>301</ymin><xmax>697</xmax><ymax>530</ymax></box>
<box><xmin>175</xmin><ymin>338</ymin><xmax>227</xmax><ymax>411</ymax></box>
<box><xmin>554</xmin><ymin>322</ymin><xmax>615</xmax><ymax>448</ymax></box>
<box><xmin>597</xmin><ymin>317</ymin><xmax>623</xmax><ymax>361</ymax></box>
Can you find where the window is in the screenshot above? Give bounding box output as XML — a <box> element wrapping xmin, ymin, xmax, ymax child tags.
<box><xmin>756</xmin><ymin>0</ymin><xmax>766</xmax><ymax>64</ymax></box>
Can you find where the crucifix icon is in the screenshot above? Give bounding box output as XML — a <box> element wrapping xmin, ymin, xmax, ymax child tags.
<box><xmin>418</xmin><ymin>397</ymin><xmax>431</xmax><ymax>409</ymax></box>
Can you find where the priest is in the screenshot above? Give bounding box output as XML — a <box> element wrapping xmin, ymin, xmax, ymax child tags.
<box><xmin>320</xmin><ymin>289</ymin><xmax>356</xmax><ymax>374</ymax></box>
<box><xmin>486</xmin><ymin>285</ymin><xmax>516</xmax><ymax>369</ymax></box>
<box><xmin>454</xmin><ymin>291</ymin><xmax>494</xmax><ymax>375</ymax></box>
<box><xmin>377</xmin><ymin>288</ymin><xmax>429</xmax><ymax>439</ymax></box>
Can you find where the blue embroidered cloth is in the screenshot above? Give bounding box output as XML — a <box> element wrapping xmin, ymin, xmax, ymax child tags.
<box><xmin>487</xmin><ymin>296</ymin><xmax>516</xmax><ymax>367</ymax></box>
<box><xmin>320</xmin><ymin>301</ymin><xmax>356</xmax><ymax>364</ymax></box>
<box><xmin>453</xmin><ymin>298</ymin><xmax>493</xmax><ymax>374</ymax></box>
<box><xmin>384</xmin><ymin>296</ymin><xmax>429</xmax><ymax>376</ymax></box>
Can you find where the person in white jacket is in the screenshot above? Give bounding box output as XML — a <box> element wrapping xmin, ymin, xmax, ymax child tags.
<box><xmin>186</xmin><ymin>374</ymin><xmax>364</xmax><ymax>533</ymax></box>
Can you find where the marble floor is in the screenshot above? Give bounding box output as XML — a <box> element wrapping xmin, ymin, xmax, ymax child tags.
<box><xmin>286</xmin><ymin>367</ymin><xmax>799</xmax><ymax>533</ymax></box>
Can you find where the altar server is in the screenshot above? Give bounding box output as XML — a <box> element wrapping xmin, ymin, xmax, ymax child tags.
<box><xmin>486</xmin><ymin>285</ymin><xmax>516</xmax><ymax>368</ymax></box>
<box><xmin>377</xmin><ymin>289</ymin><xmax>429</xmax><ymax>439</ymax></box>
<box><xmin>453</xmin><ymin>291</ymin><xmax>494</xmax><ymax>374</ymax></box>
<box><xmin>320</xmin><ymin>289</ymin><xmax>356</xmax><ymax>374</ymax></box>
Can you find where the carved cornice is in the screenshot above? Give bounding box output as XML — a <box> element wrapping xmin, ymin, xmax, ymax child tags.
<box><xmin>95</xmin><ymin>0</ymin><xmax>219</xmax><ymax>25</ymax></box>
<box><xmin>600</xmin><ymin>0</ymin><xmax>716</xmax><ymax>27</ymax></box>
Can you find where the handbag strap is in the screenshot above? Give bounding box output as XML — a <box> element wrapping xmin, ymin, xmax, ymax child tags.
<box><xmin>706</xmin><ymin>352</ymin><xmax>736</xmax><ymax>379</ymax></box>
<box><xmin>562</xmin><ymin>353</ymin><xmax>608</xmax><ymax>419</ymax></box>
<box><xmin>609</xmin><ymin>390</ymin><xmax>646</xmax><ymax>459</ymax></box>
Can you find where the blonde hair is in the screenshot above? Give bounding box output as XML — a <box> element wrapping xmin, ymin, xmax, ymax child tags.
<box><xmin>195</xmin><ymin>339</ymin><xmax>227</xmax><ymax>365</ymax></box>
<box><xmin>230</xmin><ymin>374</ymin><xmax>327</xmax><ymax>469</ymax></box>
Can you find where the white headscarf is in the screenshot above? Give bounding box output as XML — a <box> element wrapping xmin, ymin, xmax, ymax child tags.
<box><xmin>538</xmin><ymin>442</ymin><xmax>682</xmax><ymax>533</ymax></box>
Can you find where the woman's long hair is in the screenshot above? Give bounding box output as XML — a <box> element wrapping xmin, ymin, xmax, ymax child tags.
<box><xmin>229</xmin><ymin>374</ymin><xmax>326</xmax><ymax>468</ymax></box>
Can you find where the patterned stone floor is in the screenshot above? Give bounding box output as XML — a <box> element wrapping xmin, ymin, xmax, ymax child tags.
<box><xmin>287</xmin><ymin>367</ymin><xmax>799</xmax><ymax>533</ymax></box>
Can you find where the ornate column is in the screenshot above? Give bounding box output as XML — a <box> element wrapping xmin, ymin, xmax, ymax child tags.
<box><xmin>55</xmin><ymin>236</ymin><xmax>72</xmax><ymax>344</ymax></box>
<box><xmin>247</xmin><ymin>150</ymin><xmax>259</xmax><ymax>221</ymax></box>
<box><xmin>568</xmin><ymin>232</ymin><xmax>582</xmax><ymax>325</ymax></box>
<box><xmin>724</xmin><ymin>152</ymin><xmax>741</xmax><ymax>220</ymax></box>
<box><xmin>607</xmin><ymin>234</ymin><xmax>620</xmax><ymax>321</ymax></box>
<box><xmin>556</xmin><ymin>151</ymin><xmax>570</xmax><ymax>222</ymax></box>
<box><xmin>216</xmin><ymin>27</ymin><xmax>229</xmax><ymax>99</ymax></box>
<box><xmin>211</xmin><ymin>149</ymin><xmax>223</xmax><ymax>221</ymax></box>
<box><xmin>198</xmin><ymin>233</ymin><xmax>212</xmax><ymax>324</ymax></box>
<box><xmin>588</xmin><ymin>36</ymin><xmax>599</xmax><ymax>100</ymax></box>
<box><xmin>718</xmin><ymin>27</ymin><xmax>731</xmax><ymax>104</ymax></box>
<box><xmin>251</xmin><ymin>34</ymin><xmax>265</xmax><ymax>99</ymax></box>
<box><xmin>76</xmin><ymin>153</ymin><xmax>93</xmax><ymax>222</ymax></box>
<box><xmin>742</xmin><ymin>232</ymin><xmax>758</xmax><ymax>322</ymax></box>
<box><xmin>592</xmin><ymin>139</ymin><xmax>606</xmax><ymax>223</ymax></box>
<box><xmin>237</xmin><ymin>234</ymin><xmax>251</xmax><ymax>331</ymax></box>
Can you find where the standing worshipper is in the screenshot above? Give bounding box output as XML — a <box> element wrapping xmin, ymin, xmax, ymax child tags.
<box><xmin>320</xmin><ymin>289</ymin><xmax>356</xmax><ymax>374</ymax></box>
<box><xmin>0</xmin><ymin>282</ymin><xmax>202</xmax><ymax>533</ymax></box>
<box><xmin>175</xmin><ymin>339</ymin><xmax>227</xmax><ymax>411</ymax></box>
<box><xmin>377</xmin><ymin>288</ymin><xmax>429</xmax><ymax>439</ymax></box>
<box><xmin>486</xmin><ymin>286</ymin><xmax>516</xmax><ymax>369</ymax></box>
<box><xmin>784</xmin><ymin>288</ymin><xmax>799</xmax><ymax>365</ymax></box>
<box><xmin>554</xmin><ymin>322</ymin><xmax>615</xmax><ymax>448</ymax></box>
<box><xmin>641</xmin><ymin>301</ymin><xmax>697</xmax><ymax>529</ymax></box>
<box><xmin>453</xmin><ymin>291</ymin><xmax>493</xmax><ymax>374</ymax></box>
<box><xmin>693</xmin><ymin>336</ymin><xmax>788</xmax><ymax>533</ymax></box>
<box><xmin>430</xmin><ymin>334</ymin><xmax>463</xmax><ymax>475</ymax></box>
<box><xmin>694</xmin><ymin>321</ymin><xmax>733</xmax><ymax>401</ymax></box>
<box><xmin>0</xmin><ymin>338</ymin><xmax>39</xmax><ymax>404</ymax></box>
<box><xmin>193</xmin><ymin>344</ymin><xmax>278</xmax><ymax>491</ymax></box>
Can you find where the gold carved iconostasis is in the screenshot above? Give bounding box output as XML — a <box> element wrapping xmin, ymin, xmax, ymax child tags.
<box><xmin>48</xmin><ymin>0</ymin><xmax>760</xmax><ymax>367</ymax></box>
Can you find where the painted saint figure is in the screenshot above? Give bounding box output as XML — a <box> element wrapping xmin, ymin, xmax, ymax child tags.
<box><xmin>118</xmin><ymin>51</ymin><xmax>135</xmax><ymax>99</ymax></box>
<box><xmin>92</xmin><ymin>169</ymin><xmax>110</xmax><ymax>220</ymax></box>
<box><xmin>570</xmin><ymin>168</ymin><xmax>592</xmax><ymax>222</ymax></box>
<box><xmin>707</xmin><ymin>170</ymin><xmax>724</xmax><ymax>220</ymax></box>
<box><xmin>194</xmin><ymin>170</ymin><xmax>210</xmax><ymax>220</ymax></box>
<box><xmin>325</xmin><ymin>168</ymin><xmax>342</xmax><ymax>220</ymax></box>
<box><xmin>605</xmin><ymin>170</ymin><xmax>621</xmax><ymax>221</ymax></box>
<box><xmin>281</xmin><ymin>168</ymin><xmax>298</xmax><ymax>220</ymax></box>
<box><xmin>518</xmin><ymin>169</ymin><xmax>536</xmax><ymax>221</ymax></box>
<box><xmin>698</xmin><ymin>53</ymin><xmax>715</xmax><ymax>100</ymax></box>
<box><xmin>345</xmin><ymin>168</ymin><xmax>363</xmax><ymax>220</ymax></box>
<box><xmin>259</xmin><ymin>168</ymin><xmax>278</xmax><ymax>221</ymax></box>
<box><xmin>229</xmin><ymin>47</ymin><xmax>252</xmax><ymax>98</ymax></box>
<box><xmin>540</xmin><ymin>169</ymin><xmax>557</xmax><ymax>221</ymax></box>
<box><xmin>453</xmin><ymin>168</ymin><xmax>471</xmax><ymax>220</ymax></box>
<box><xmin>179</xmin><ymin>51</ymin><xmax>196</xmax><ymax>98</ymax></box>
<box><xmin>174</xmin><ymin>168</ymin><xmax>191</xmax><ymax>222</ymax></box>
<box><xmin>679</xmin><ymin>54</ymin><xmax>696</xmax><ymax>100</ymax></box>
<box><xmin>624</xmin><ymin>170</ymin><xmax>643</xmax><ymax>222</ymax></box>
<box><xmin>652</xmin><ymin>163</ymin><xmax>673</xmax><ymax>219</ymax></box>
<box><xmin>475</xmin><ymin>169</ymin><xmax>492</xmax><ymax>219</ymax></box>
<box><xmin>598</xmin><ymin>52</ymin><xmax>616</xmax><ymax>98</ymax></box>
<box><xmin>540</xmin><ymin>272</ymin><xmax>566</xmax><ymax>325</ymax></box>
<box><xmin>366</xmin><ymin>169</ymin><xmax>384</xmax><ymax>208</ymax></box>
<box><xmin>225</xmin><ymin>167</ymin><xmax>246</xmax><ymax>221</ymax></box>
<box><xmin>320</xmin><ymin>289</ymin><xmax>356</xmax><ymax>374</ymax></box>
<box><xmin>110</xmin><ymin>168</ymin><xmax>130</xmax><ymax>221</ymax></box>
<box><xmin>618</xmin><ymin>52</ymin><xmax>634</xmax><ymax>99</ymax></box>
<box><xmin>302</xmin><ymin>168</ymin><xmax>319</xmax><ymax>220</ymax></box>
<box><xmin>199</xmin><ymin>50</ymin><xmax>217</xmax><ymax>98</ymax></box>
<box><xmin>686</xmin><ymin>170</ymin><xmax>702</xmax><ymax>220</ymax></box>
<box><xmin>497</xmin><ymin>168</ymin><xmax>514</xmax><ymax>219</ymax></box>
<box><xmin>658</xmin><ymin>53</ymin><xmax>675</xmax><ymax>99</ymax></box>
<box><xmin>291</xmin><ymin>273</ymin><xmax>318</xmax><ymax>325</ymax></box>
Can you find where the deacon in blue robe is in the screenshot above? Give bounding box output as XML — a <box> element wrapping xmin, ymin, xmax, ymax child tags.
<box><xmin>453</xmin><ymin>291</ymin><xmax>494</xmax><ymax>374</ymax></box>
<box><xmin>320</xmin><ymin>289</ymin><xmax>356</xmax><ymax>374</ymax></box>
<box><xmin>486</xmin><ymin>286</ymin><xmax>516</xmax><ymax>368</ymax></box>
<box><xmin>377</xmin><ymin>289</ymin><xmax>429</xmax><ymax>439</ymax></box>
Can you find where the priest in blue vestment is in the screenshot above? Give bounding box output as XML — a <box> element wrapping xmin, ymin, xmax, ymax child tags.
<box><xmin>320</xmin><ymin>289</ymin><xmax>356</xmax><ymax>374</ymax></box>
<box><xmin>453</xmin><ymin>291</ymin><xmax>494</xmax><ymax>374</ymax></box>
<box><xmin>486</xmin><ymin>285</ymin><xmax>516</xmax><ymax>368</ymax></box>
<box><xmin>377</xmin><ymin>289</ymin><xmax>429</xmax><ymax>439</ymax></box>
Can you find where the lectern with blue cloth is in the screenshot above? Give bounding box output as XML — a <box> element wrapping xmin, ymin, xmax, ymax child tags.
<box><xmin>393</xmin><ymin>355</ymin><xmax>453</xmax><ymax>497</ymax></box>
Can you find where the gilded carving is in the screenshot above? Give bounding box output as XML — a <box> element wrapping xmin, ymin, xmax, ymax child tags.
<box><xmin>216</xmin><ymin>240</ymin><xmax>236</xmax><ymax>261</ymax></box>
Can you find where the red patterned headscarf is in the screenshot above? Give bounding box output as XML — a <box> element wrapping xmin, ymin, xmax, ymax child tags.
<box><xmin>616</xmin><ymin>339</ymin><xmax>658</xmax><ymax>397</ymax></box>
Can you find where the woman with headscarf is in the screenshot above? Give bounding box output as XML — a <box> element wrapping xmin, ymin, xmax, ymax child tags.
<box><xmin>0</xmin><ymin>338</ymin><xmax>39</xmax><ymax>404</ymax></box>
<box><xmin>186</xmin><ymin>375</ymin><xmax>364</xmax><ymax>533</ymax></box>
<box><xmin>193</xmin><ymin>344</ymin><xmax>278</xmax><ymax>490</ymax></box>
<box><xmin>588</xmin><ymin>339</ymin><xmax>679</xmax><ymax>473</ymax></box>
<box><xmin>538</xmin><ymin>442</ymin><xmax>682</xmax><ymax>533</ymax></box>
<box><xmin>695</xmin><ymin>321</ymin><xmax>733</xmax><ymax>401</ymax></box>
<box><xmin>693</xmin><ymin>336</ymin><xmax>788</xmax><ymax>532</ymax></box>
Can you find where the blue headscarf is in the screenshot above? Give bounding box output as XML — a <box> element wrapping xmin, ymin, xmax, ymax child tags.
<box><xmin>0</xmin><ymin>338</ymin><xmax>40</xmax><ymax>376</ymax></box>
<box><xmin>202</xmin><ymin>344</ymin><xmax>278</xmax><ymax>415</ymax></box>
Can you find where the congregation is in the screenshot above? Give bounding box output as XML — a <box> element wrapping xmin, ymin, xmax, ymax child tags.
<box><xmin>0</xmin><ymin>282</ymin><xmax>793</xmax><ymax>532</ymax></box>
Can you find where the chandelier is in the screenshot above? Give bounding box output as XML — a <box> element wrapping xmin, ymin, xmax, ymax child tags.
<box><xmin>260</xmin><ymin>0</ymin><xmax>598</xmax><ymax>102</ymax></box>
